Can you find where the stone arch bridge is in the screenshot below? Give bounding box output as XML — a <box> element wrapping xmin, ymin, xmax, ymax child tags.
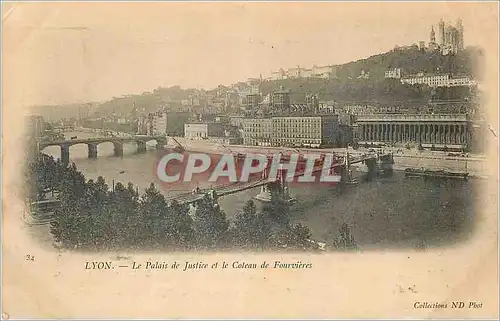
<box><xmin>38</xmin><ymin>135</ymin><xmax>167</xmax><ymax>165</ymax></box>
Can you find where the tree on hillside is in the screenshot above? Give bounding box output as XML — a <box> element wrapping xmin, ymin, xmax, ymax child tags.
<box><xmin>136</xmin><ymin>183</ymin><xmax>170</xmax><ymax>249</ymax></box>
<box><xmin>166</xmin><ymin>200</ymin><xmax>195</xmax><ymax>250</ymax></box>
<box><xmin>192</xmin><ymin>195</ymin><xmax>230</xmax><ymax>250</ymax></box>
<box><xmin>270</xmin><ymin>223</ymin><xmax>316</xmax><ymax>252</ymax></box>
<box><xmin>25</xmin><ymin>155</ymin><xmax>74</xmax><ymax>202</ymax></box>
<box><xmin>232</xmin><ymin>200</ymin><xmax>272</xmax><ymax>250</ymax></box>
<box><xmin>105</xmin><ymin>182</ymin><xmax>140</xmax><ymax>249</ymax></box>
<box><xmin>80</xmin><ymin>176</ymin><xmax>113</xmax><ymax>249</ymax></box>
<box><xmin>50</xmin><ymin>163</ymin><xmax>89</xmax><ymax>249</ymax></box>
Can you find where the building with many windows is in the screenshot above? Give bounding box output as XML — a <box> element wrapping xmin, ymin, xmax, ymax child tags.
<box><xmin>229</xmin><ymin>115</ymin><xmax>245</xmax><ymax>128</ymax></box>
<box><xmin>384</xmin><ymin>68</ymin><xmax>403</xmax><ymax>79</ymax></box>
<box><xmin>242</xmin><ymin>114</ymin><xmax>340</xmax><ymax>147</ymax></box>
<box><xmin>446</xmin><ymin>77</ymin><xmax>476</xmax><ymax>87</ymax></box>
<box><xmin>184</xmin><ymin>122</ymin><xmax>225</xmax><ymax>140</ymax></box>
<box><xmin>242</xmin><ymin>118</ymin><xmax>273</xmax><ymax>146</ymax></box>
<box><xmin>151</xmin><ymin>111</ymin><xmax>168</xmax><ymax>136</ymax></box>
<box><xmin>142</xmin><ymin>111</ymin><xmax>191</xmax><ymax>136</ymax></box>
<box><xmin>271</xmin><ymin>115</ymin><xmax>339</xmax><ymax>147</ymax></box>
<box><xmin>401</xmin><ymin>74</ymin><xmax>475</xmax><ymax>87</ymax></box>
<box><xmin>137</xmin><ymin>114</ymin><xmax>148</xmax><ymax>135</ymax></box>
<box><xmin>318</xmin><ymin>100</ymin><xmax>336</xmax><ymax>114</ymax></box>
<box><xmin>268</xmin><ymin>65</ymin><xmax>336</xmax><ymax>80</ymax></box>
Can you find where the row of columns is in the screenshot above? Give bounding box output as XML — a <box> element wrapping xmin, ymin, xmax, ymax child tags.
<box><xmin>359</xmin><ymin>122</ymin><xmax>471</xmax><ymax>145</ymax></box>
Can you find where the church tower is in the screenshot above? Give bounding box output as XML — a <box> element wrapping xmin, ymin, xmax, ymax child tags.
<box><xmin>430</xmin><ymin>26</ymin><xmax>436</xmax><ymax>44</ymax></box>
<box><xmin>456</xmin><ymin>18</ymin><xmax>464</xmax><ymax>50</ymax></box>
<box><xmin>438</xmin><ymin>19</ymin><xmax>445</xmax><ymax>45</ymax></box>
<box><xmin>427</xmin><ymin>25</ymin><xmax>439</xmax><ymax>51</ymax></box>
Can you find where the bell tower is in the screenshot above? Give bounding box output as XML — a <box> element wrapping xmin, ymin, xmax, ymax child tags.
<box><xmin>456</xmin><ymin>18</ymin><xmax>464</xmax><ymax>50</ymax></box>
<box><xmin>430</xmin><ymin>26</ymin><xmax>436</xmax><ymax>44</ymax></box>
<box><xmin>438</xmin><ymin>19</ymin><xmax>445</xmax><ymax>45</ymax></box>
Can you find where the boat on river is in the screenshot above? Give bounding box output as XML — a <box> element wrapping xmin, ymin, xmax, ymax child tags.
<box><xmin>404</xmin><ymin>168</ymin><xmax>469</xmax><ymax>180</ymax></box>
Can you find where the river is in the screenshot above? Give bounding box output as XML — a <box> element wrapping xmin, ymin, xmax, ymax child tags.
<box><xmin>40</xmin><ymin>131</ymin><xmax>483</xmax><ymax>250</ymax></box>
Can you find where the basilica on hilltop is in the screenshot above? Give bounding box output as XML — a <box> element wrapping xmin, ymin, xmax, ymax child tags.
<box><xmin>426</xmin><ymin>18</ymin><xmax>464</xmax><ymax>55</ymax></box>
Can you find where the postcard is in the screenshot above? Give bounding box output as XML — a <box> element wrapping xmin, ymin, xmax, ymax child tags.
<box><xmin>2</xmin><ymin>1</ymin><xmax>498</xmax><ymax>319</ymax></box>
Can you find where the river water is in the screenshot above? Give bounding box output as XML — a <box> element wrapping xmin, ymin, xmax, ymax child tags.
<box><xmin>41</xmin><ymin>131</ymin><xmax>482</xmax><ymax>250</ymax></box>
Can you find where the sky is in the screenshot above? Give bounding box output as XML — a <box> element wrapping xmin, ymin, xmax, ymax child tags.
<box><xmin>2</xmin><ymin>2</ymin><xmax>498</xmax><ymax>107</ymax></box>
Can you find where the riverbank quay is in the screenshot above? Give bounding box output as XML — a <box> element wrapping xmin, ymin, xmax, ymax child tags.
<box><xmin>391</xmin><ymin>153</ymin><xmax>489</xmax><ymax>178</ymax></box>
<box><xmin>168</xmin><ymin>137</ymin><xmax>490</xmax><ymax>178</ymax></box>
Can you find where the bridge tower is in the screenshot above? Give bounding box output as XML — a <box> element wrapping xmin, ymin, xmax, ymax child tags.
<box><xmin>207</xmin><ymin>189</ymin><xmax>218</xmax><ymax>202</ymax></box>
<box><xmin>345</xmin><ymin>151</ymin><xmax>351</xmax><ymax>168</ymax></box>
<box><xmin>339</xmin><ymin>150</ymin><xmax>354</xmax><ymax>183</ymax></box>
<box><xmin>188</xmin><ymin>189</ymin><xmax>220</xmax><ymax>217</ymax></box>
<box><xmin>364</xmin><ymin>155</ymin><xmax>378</xmax><ymax>178</ymax></box>
<box><xmin>254</xmin><ymin>165</ymin><xmax>297</xmax><ymax>205</ymax></box>
<box><xmin>255</xmin><ymin>167</ymin><xmax>271</xmax><ymax>202</ymax></box>
<box><xmin>378</xmin><ymin>152</ymin><xmax>394</xmax><ymax>174</ymax></box>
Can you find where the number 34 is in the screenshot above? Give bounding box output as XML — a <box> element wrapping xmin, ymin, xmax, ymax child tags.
<box><xmin>25</xmin><ymin>255</ymin><xmax>35</xmax><ymax>261</ymax></box>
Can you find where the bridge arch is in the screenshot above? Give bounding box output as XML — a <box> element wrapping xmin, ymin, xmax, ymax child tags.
<box><xmin>142</xmin><ymin>138</ymin><xmax>159</xmax><ymax>145</ymax></box>
<box><xmin>134</xmin><ymin>137</ymin><xmax>167</xmax><ymax>152</ymax></box>
<box><xmin>136</xmin><ymin>138</ymin><xmax>166</xmax><ymax>147</ymax></box>
<box><xmin>89</xmin><ymin>140</ymin><xmax>116</xmax><ymax>147</ymax></box>
<box><xmin>39</xmin><ymin>142</ymin><xmax>64</xmax><ymax>149</ymax></box>
<box><xmin>39</xmin><ymin>144</ymin><xmax>62</xmax><ymax>159</ymax></box>
<box><xmin>40</xmin><ymin>142</ymin><xmax>64</xmax><ymax>152</ymax></box>
<box><xmin>67</xmin><ymin>141</ymin><xmax>96</xmax><ymax>149</ymax></box>
<box><xmin>89</xmin><ymin>141</ymin><xmax>120</xmax><ymax>157</ymax></box>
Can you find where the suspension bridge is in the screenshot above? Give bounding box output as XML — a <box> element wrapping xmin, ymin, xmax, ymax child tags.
<box><xmin>24</xmin><ymin>150</ymin><xmax>394</xmax><ymax>226</ymax></box>
<box><xmin>164</xmin><ymin>151</ymin><xmax>393</xmax><ymax>206</ymax></box>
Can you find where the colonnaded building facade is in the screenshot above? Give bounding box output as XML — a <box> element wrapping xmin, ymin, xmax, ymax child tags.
<box><xmin>355</xmin><ymin>114</ymin><xmax>475</xmax><ymax>150</ymax></box>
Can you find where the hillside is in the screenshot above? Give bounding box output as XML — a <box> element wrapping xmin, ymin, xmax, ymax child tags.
<box><xmin>258</xmin><ymin>46</ymin><xmax>483</xmax><ymax>105</ymax></box>
<box><xmin>258</xmin><ymin>79</ymin><xmax>431</xmax><ymax>108</ymax></box>
<box><xmin>35</xmin><ymin>45</ymin><xmax>485</xmax><ymax>120</ymax></box>
<box><xmin>30</xmin><ymin>103</ymin><xmax>99</xmax><ymax>122</ymax></box>
<box><xmin>334</xmin><ymin>45</ymin><xmax>485</xmax><ymax>82</ymax></box>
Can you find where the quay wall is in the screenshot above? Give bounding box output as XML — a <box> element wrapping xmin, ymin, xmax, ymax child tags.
<box><xmin>169</xmin><ymin>137</ymin><xmax>326</xmax><ymax>155</ymax></box>
<box><xmin>171</xmin><ymin>137</ymin><xmax>490</xmax><ymax>177</ymax></box>
<box><xmin>392</xmin><ymin>154</ymin><xmax>489</xmax><ymax>177</ymax></box>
